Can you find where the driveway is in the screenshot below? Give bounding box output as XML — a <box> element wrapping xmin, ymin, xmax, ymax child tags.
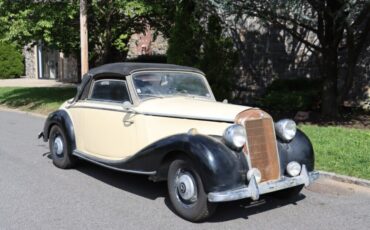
<box><xmin>0</xmin><ymin>109</ymin><xmax>369</xmax><ymax>230</ymax></box>
<box><xmin>0</xmin><ymin>78</ymin><xmax>76</xmax><ymax>88</ymax></box>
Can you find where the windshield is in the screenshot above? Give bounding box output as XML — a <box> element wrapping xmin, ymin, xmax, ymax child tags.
<box><xmin>132</xmin><ymin>72</ymin><xmax>213</xmax><ymax>100</ymax></box>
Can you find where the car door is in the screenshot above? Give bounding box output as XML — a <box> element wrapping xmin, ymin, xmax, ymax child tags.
<box><xmin>69</xmin><ymin>78</ymin><xmax>137</xmax><ymax>160</ymax></box>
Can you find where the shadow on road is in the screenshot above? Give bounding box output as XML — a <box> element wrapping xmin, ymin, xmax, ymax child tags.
<box><xmin>43</xmin><ymin>152</ymin><xmax>306</xmax><ymax>222</ymax></box>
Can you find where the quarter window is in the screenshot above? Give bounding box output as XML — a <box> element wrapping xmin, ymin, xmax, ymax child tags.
<box><xmin>90</xmin><ymin>80</ymin><xmax>130</xmax><ymax>103</ymax></box>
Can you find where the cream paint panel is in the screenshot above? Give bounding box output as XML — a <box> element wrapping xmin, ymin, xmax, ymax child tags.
<box><xmin>135</xmin><ymin>97</ymin><xmax>249</xmax><ymax>123</ymax></box>
<box><xmin>68</xmin><ymin>101</ymin><xmax>137</xmax><ymax>160</ymax></box>
<box><xmin>133</xmin><ymin>114</ymin><xmax>231</xmax><ymax>154</ymax></box>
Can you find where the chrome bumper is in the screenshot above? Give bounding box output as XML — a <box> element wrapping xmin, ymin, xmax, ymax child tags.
<box><xmin>208</xmin><ymin>165</ymin><xmax>319</xmax><ymax>202</ymax></box>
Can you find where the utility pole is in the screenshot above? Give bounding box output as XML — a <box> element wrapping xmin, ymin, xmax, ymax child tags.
<box><xmin>80</xmin><ymin>0</ymin><xmax>89</xmax><ymax>77</ymax></box>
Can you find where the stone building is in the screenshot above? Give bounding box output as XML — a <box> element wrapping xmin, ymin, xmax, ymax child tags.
<box><xmin>23</xmin><ymin>28</ymin><xmax>167</xmax><ymax>83</ymax></box>
<box><xmin>23</xmin><ymin>43</ymin><xmax>79</xmax><ymax>83</ymax></box>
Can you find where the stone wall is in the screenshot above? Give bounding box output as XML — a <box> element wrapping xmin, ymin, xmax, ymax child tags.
<box><xmin>23</xmin><ymin>45</ymin><xmax>37</xmax><ymax>78</ymax></box>
<box><xmin>226</xmin><ymin>17</ymin><xmax>320</xmax><ymax>104</ymax></box>
<box><xmin>223</xmin><ymin>16</ymin><xmax>369</xmax><ymax>108</ymax></box>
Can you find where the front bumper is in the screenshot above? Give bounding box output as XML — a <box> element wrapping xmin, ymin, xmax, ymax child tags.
<box><xmin>208</xmin><ymin>165</ymin><xmax>319</xmax><ymax>202</ymax></box>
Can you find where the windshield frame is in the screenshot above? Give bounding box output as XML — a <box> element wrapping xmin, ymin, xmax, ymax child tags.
<box><xmin>128</xmin><ymin>70</ymin><xmax>216</xmax><ymax>103</ymax></box>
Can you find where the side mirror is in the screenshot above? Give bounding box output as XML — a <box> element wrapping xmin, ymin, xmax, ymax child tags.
<box><xmin>122</xmin><ymin>101</ymin><xmax>134</xmax><ymax>111</ymax></box>
<box><xmin>222</xmin><ymin>99</ymin><xmax>228</xmax><ymax>104</ymax></box>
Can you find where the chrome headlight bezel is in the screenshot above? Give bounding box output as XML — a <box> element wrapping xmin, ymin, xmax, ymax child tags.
<box><xmin>275</xmin><ymin>119</ymin><xmax>297</xmax><ymax>142</ymax></box>
<box><xmin>223</xmin><ymin>124</ymin><xmax>247</xmax><ymax>150</ymax></box>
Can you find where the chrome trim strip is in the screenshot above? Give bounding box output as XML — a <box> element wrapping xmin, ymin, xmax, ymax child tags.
<box><xmin>141</xmin><ymin>111</ymin><xmax>235</xmax><ymax>123</ymax></box>
<box><xmin>208</xmin><ymin>165</ymin><xmax>319</xmax><ymax>202</ymax></box>
<box><xmin>68</xmin><ymin>105</ymin><xmax>126</xmax><ymax>113</ymax></box>
<box><xmin>73</xmin><ymin>150</ymin><xmax>156</xmax><ymax>175</ymax></box>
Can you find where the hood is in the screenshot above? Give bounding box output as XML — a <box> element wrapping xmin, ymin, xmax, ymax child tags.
<box><xmin>135</xmin><ymin>97</ymin><xmax>251</xmax><ymax>122</ymax></box>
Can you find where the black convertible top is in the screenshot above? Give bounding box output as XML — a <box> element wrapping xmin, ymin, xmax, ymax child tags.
<box><xmin>87</xmin><ymin>62</ymin><xmax>204</xmax><ymax>76</ymax></box>
<box><xmin>74</xmin><ymin>62</ymin><xmax>204</xmax><ymax>102</ymax></box>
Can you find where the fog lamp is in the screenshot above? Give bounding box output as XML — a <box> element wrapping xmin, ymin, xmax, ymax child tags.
<box><xmin>286</xmin><ymin>161</ymin><xmax>301</xmax><ymax>177</ymax></box>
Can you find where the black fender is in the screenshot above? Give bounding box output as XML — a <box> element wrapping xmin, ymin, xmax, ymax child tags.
<box><xmin>118</xmin><ymin>134</ymin><xmax>249</xmax><ymax>193</ymax></box>
<box><xmin>277</xmin><ymin>129</ymin><xmax>315</xmax><ymax>173</ymax></box>
<box><xmin>42</xmin><ymin>110</ymin><xmax>76</xmax><ymax>151</ymax></box>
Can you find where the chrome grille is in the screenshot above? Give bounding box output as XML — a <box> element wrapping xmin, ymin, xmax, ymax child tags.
<box><xmin>236</xmin><ymin>109</ymin><xmax>280</xmax><ymax>182</ymax></box>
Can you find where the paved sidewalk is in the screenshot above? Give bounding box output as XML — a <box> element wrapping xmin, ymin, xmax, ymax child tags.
<box><xmin>0</xmin><ymin>78</ymin><xmax>77</xmax><ymax>88</ymax></box>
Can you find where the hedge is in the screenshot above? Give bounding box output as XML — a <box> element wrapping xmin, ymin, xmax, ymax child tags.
<box><xmin>0</xmin><ymin>42</ymin><xmax>24</xmax><ymax>79</ymax></box>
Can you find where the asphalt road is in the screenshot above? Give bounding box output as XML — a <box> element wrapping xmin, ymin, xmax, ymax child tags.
<box><xmin>1</xmin><ymin>109</ymin><xmax>370</xmax><ymax>230</ymax></box>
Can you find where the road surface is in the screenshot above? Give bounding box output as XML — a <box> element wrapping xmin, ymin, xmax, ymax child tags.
<box><xmin>1</xmin><ymin>109</ymin><xmax>369</xmax><ymax>230</ymax></box>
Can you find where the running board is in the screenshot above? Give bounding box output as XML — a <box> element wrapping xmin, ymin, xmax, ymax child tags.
<box><xmin>72</xmin><ymin>150</ymin><xmax>156</xmax><ymax>175</ymax></box>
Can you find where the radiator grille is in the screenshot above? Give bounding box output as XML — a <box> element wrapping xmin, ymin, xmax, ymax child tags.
<box><xmin>236</xmin><ymin>109</ymin><xmax>280</xmax><ymax>182</ymax></box>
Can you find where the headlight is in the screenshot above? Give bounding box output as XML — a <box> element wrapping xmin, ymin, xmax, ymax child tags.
<box><xmin>223</xmin><ymin>124</ymin><xmax>246</xmax><ymax>150</ymax></box>
<box><xmin>286</xmin><ymin>161</ymin><xmax>301</xmax><ymax>177</ymax></box>
<box><xmin>275</xmin><ymin>119</ymin><xmax>297</xmax><ymax>142</ymax></box>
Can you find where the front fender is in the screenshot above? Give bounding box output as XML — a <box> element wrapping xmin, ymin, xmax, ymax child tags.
<box><xmin>277</xmin><ymin>129</ymin><xmax>315</xmax><ymax>173</ymax></box>
<box><xmin>42</xmin><ymin>110</ymin><xmax>76</xmax><ymax>150</ymax></box>
<box><xmin>122</xmin><ymin>134</ymin><xmax>249</xmax><ymax>193</ymax></box>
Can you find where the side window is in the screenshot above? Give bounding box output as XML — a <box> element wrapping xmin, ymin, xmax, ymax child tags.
<box><xmin>89</xmin><ymin>80</ymin><xmax>130</xmax><ymax>103</ymax></box>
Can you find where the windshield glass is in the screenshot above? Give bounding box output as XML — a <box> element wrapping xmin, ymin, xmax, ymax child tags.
<box><xmin>132</xmin><ymin>72</ymin><xmax>213</xmax><ymax>100</ymax></box>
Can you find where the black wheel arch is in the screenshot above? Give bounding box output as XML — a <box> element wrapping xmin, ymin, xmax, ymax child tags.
<box><xmin>43</xmin><ymin>110</ymin><xmax>76</xmax><ymax>151</ymax></box>
<box><xmin>277</xmin><ymin>129</ymin><xmax>315</xmax><ymax>173</ymax></box>
<box><xmin>137</xmin><ymin>134</ymin><xmax>250</xmax><ymax>193</ymax></box>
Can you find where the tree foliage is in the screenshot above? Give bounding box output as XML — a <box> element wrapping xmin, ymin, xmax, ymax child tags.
<box><xmin>167</xmin><ymin>0</ymin><xmax>202</xmax><ymax>66</ymax></box>
<box><xmin>0</xmin><ymin>0</ymin><xmax>167</xmax><ymax>67</ymax></box>
<box><xmin>167</xmin><ymin>0</ymin><xmax>237</xmax><ymax>100</ymax></box>
<box><xmin>0</xmin><ymin>42</ymin><xmax>24</xmax><ymax>79</ymax></box>
<box><xmin>212</xmin><ymin>0</ymin><xmax>370</xmax><ymax>116</ymax></box>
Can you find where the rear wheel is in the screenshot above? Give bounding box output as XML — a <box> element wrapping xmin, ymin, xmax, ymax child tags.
<box><xmin>49</xmin><ymin>125</ymin><xmax>76</xmax><ymax>169</ymax></box>
<box><xmin>167</xmin><ymin>158</ymin><xmax>216</xmax><ymax>222</ymax></box>
<box><xmin>273</xmin><ymin>185</ymin><xmax>304</xmax><ymax>199</ymax></box>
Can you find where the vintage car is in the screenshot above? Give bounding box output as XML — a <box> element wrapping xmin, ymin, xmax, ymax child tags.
<box><xmin>39</xmin><ymin>62</ymin><xmax>319</xmax><ymax>221</ymax></box>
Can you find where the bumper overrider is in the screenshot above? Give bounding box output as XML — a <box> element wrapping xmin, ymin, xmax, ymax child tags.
<box><xmin>208</xmin><ymin>165</ymin><xmax>319</xmax><ymax>202</ymax></box>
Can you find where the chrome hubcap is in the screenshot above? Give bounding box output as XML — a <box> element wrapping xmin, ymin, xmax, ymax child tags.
<box><xmin>176</xmin><ymin>170</ymin><xmax>197</xmax><ymax>202</ymax></box>
<box><xmin>53</xmin><ymin>136</ymin><xmax>64</xmax><ymax>156</ymax></box>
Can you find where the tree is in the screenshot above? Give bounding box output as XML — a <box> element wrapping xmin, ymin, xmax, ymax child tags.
<box><xmin>212</xmin><ymin>0</ymin><xmax>370</xmax><ymax>116</ymax></box>
<box><xmin>0</xmin><ymin>0</ymin><xmax>162</xmax><ymax>67</ymax></box>
<box><xmin>0</xmin><ymin>0</ymin><xmax>80</xmax><ymax>55</ymax></box>
<box><xmin>167</xmin><ymin>0</ymin><xmax>238</xmax><ymax>100</ymax></box>
<box><xmin>200</xmin><ymin>14</ymin><xmax>238</xmax><ymax>100</ymax></box>
<box><xmin>167</xmin><ymin>0</ymin><xmax>202</xmax><ymax>66</ymax></box>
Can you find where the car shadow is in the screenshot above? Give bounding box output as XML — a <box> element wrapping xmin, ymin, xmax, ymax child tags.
<box><xmin>43</xmin><ymin>152</ymin><xmax>306</xmax><ymax>222</ymax></box>
<box><xmin>206</xmin><ymin>194</ymin><xmax>305</xmax><ymax>222</ymax></box>
<box><xmin>77</xmin><ymin>160</ymin><xmax>168</xmax><ymax>200</ymax></box>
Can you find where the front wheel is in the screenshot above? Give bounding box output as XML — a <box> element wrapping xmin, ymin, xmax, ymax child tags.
<box><xmin>167</xmin><ymin>159</ymin><xmax>216</xmax><ymax>222</ymax></box>
<box><xmin>49</xmin><ymin>125</ymin><xmax>76</xmax><ymax>169</ymax></box>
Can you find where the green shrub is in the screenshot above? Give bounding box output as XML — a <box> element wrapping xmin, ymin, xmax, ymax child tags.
<box><xmin>259</xmin><ymin>78</ymin><xmax>322</xmax><ymax>111</ymax></box>
<box><xmin>0</xmin><ymin>42</ymin><xmax>24</xmax><ymax>79</ymax></box>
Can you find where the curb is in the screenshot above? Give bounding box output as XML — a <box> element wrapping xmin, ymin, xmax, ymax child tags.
<box><xmin>0</xmin><ymin>106</ymin><xmax>47</xmax><ymax>118</ymax></box>
<box><xmin>318</xmin><ymin>171</ymin><xmax>370</xmax><ymax>188</ymax></box>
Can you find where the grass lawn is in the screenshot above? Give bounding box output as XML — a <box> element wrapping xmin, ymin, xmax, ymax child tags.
<box><xmin>0</xmin><ymin>87</ymin><xmax>76</xmax><ymax>115</ymax></box>
<box><xmin>0</xmin><ymin>87</ymin><xmax>369</xmax><ymax>179</ymax></box>
<box><xmin>300</xmin><ymin>125</ymin><xmax>370</xmax><ymax>180</ymax></box>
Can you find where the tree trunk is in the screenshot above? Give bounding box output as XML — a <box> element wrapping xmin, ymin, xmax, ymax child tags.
<box><xmin>320</xmin><ymin>48</ymin><xmax>339</xmax><ymax>117</ymax></box>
